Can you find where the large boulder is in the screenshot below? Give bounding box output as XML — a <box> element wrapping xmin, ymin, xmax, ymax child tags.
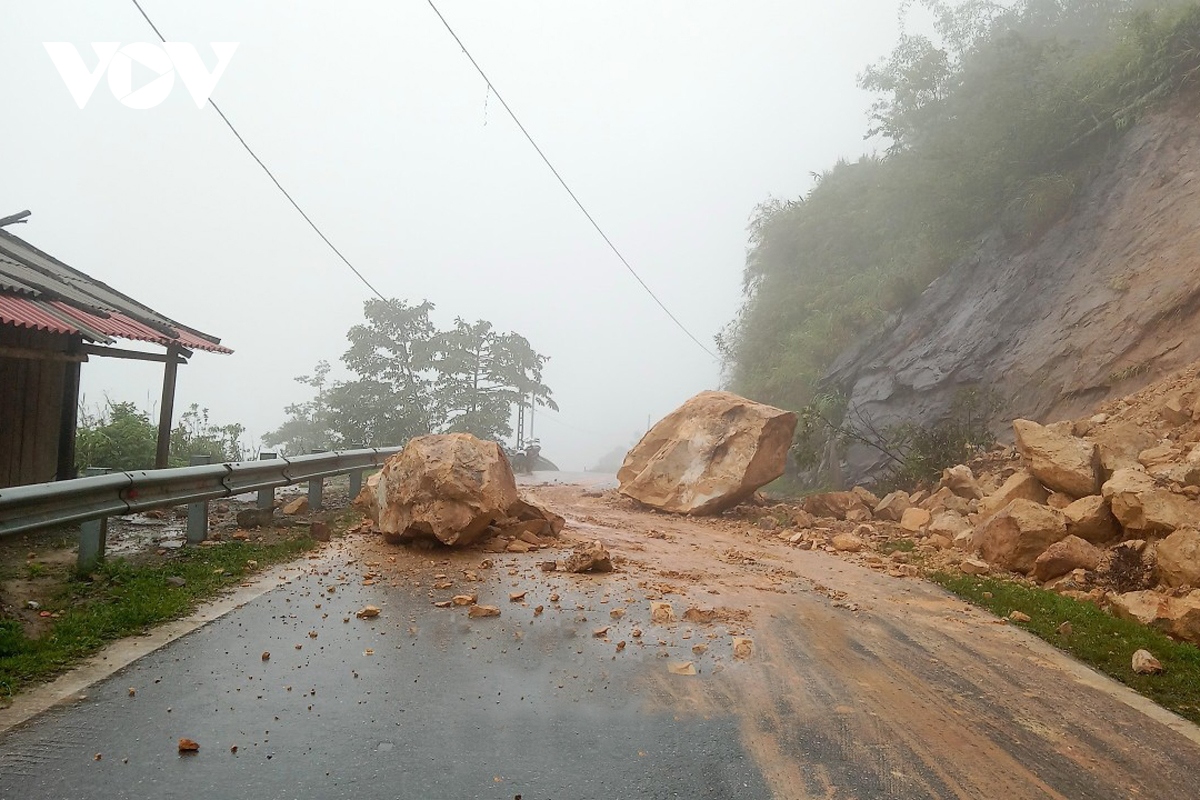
<box><xmin>1031</xmin><ymin>535</ymin><xmax>1103</xmax><ymax>582</ymax></box>
<box><xmin>1061</xmin><ymin>495</ymin><xmax>1120</xmax><ymax>544</ymax></box>
<box><xmin>873</xmin><ymin>490</ymin><xmax>912</xmax><ymax>521</ymax></box>
<box><xmin>978</xmin><ymin>469</ymin><xmax>1048</xmax><ymax>518</ymax></box>
<box><xmin>1102</xmin><ymin>468</ymin><xmax>1198</xmax><ymax>536</ymax></box>
<box><xmin>1110</xmin><ymin>590</ymin><xmax>1200</xmax><ymax>646</ymax></box>
<box><xmin>1155</xmin><ymin>528</ymin><xmax>1200</xmax><ymax>588</ymax></box>
<box><xmin>940</xmin><ymin>464</ymin><xmax>984</xmax><ymax>499</ymax></box>
<box><xmin>376</xmin><ymin>434</ymin><xmax>520</xmax><ymax>546</ymax></box>
<box><xmin>974</xmin><ymin>499</ymin><xmax>1068</xmax><ymax>574</ymax></box>
<box><xmin>617</xmin><ymin>391</ymin><xmax>797</xmax><ymax>514</ymax></box>
<box><xmin>1012</xmin><ymin>419</ymin><xmax>1101</xmax><ymax>498</ymax></box>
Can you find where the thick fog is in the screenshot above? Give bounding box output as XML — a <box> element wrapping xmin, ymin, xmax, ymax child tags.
<box><xmin>5</xmin><ymin>1</ymin><xmax>923</xmax><ymax>470</ymax></box>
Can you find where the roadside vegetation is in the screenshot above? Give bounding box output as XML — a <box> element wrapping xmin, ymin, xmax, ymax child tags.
<box><xmin>75</xmin><ymin>400</ymin><xmax>247</xmax><ymax>472</ymax></box>
<box><xmin>932</xmin><ymin>572</ymin><xmax>1200</xmax><ymax>724</ymax></box>
<box><xmin>721</xmin><ymin>0</ymin><xmax>1200</xmax><ymax>486</ymax></box>
<box><xmin>0</xmin><ymin>530</ymin><xmax>315</xmax><ymax>704</ymax></box>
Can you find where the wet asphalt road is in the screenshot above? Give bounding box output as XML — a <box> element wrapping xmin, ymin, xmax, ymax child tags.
<box><xmin>0</xmin><ymin>565</ymin><xmax>769</xmax><ymax>800</ymax></box>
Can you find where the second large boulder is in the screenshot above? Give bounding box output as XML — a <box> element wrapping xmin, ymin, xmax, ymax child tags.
<box><xmin>617</xmin><ymin>391</ymin><xmax>797</xmax><ymax>514</ymax></box>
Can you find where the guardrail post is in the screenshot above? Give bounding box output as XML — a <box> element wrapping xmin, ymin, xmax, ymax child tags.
<box><xmin>257</xmin><ymin>451</ymin><xmax>277</xmax><ymax>509</ymax></box>
<box><xmin>187</xmin><ymin>455</ymin><xmax>212</xmax><ymax>544</ymax></box>
<box><xmin>308</xmin><ymin>449</ymin><xmax>327</xmax><ymax>511</ymax></box>
<box><xmin>348</xmin><ymin>444</ymin><xmax>365</xmax><ymax>500</ymax></box>
<box><xmin>77</xmin><ymin>467</ymin><xmax>112</xmax><ymax>571</ymax></box>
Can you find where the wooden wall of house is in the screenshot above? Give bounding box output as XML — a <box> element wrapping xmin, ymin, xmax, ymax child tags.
<box><xmin>0</xmin><ymin>324</ymin><xmax>71</xmax><ymax>487</ymax></box>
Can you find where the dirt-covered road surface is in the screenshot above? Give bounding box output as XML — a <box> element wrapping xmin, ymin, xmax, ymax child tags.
<box><xmin>2</xmin><ymin>481</ymin><xmax>1199</xmax><ymax>800</ymax></box>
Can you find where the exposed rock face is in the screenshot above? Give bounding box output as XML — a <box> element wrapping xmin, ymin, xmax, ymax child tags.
<box><xmin>1155</xmin><ymin>528</ymin><xmax>1200</xmax><ymax>589</ymax></box>
<box><xmin>974</xmin><ymin>499</ymin><xmax>1068</xmax><ymax>574</ymax></box>
<box><xmin>376</xmin><ymin>434</ymin><xmax>519</xmax><ymax>546</ymax></box>
<box><xmin>824</xmin><ymin>105</ymin><xmax>1200</xmax><ymax>483</ymax></box>
<box><xmin>1032</xmin><ymin>535</ymin><xmax>1103</xmax><ymax>583</ymax></box>
<box><xmin>1062</xmin><ymin>495</ymin><xmax>1120</xmax><ymax>544</ymax></box>
<box><xmin>1102</xmin><ymin>468</ymin><xmax>1197</xmax><ymax>536</ymax></box>
<box><xmin>1011</xmin><ymin>419</ymin><xmax>1100</xmax><ymax>498</ymax></box>
<box><xmin>617</xmin><ymin>391</ymin><xmax>797</xmax><ymax>515</ymax></box>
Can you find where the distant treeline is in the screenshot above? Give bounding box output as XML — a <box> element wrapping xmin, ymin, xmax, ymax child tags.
<box><xmin>721</xmin><ymin>0</ymin><xmax>1200</xmax><ymax>414</ymax></box>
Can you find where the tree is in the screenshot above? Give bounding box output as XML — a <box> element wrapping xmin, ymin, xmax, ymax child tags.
<box><xmin>433</xmin><ymin>319</ymin><xmax>558</xmax><ymax>441</ymax></box>
<box><xmin>265</xmin><ymin>298</ymin><xmax>557</xmax><ymax>452</ymax></box>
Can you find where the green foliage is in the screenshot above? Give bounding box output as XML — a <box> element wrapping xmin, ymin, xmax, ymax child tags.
<box><xmin>74</xmin><ymin>401</ymin><xmax>157</xmax><ymax>472</ymax></box>
<box><xmin>75</xmin><ymin>400</ymin><xmax>245</xmax><ymax>472</ymax></box>
<box><xmin>724</xmin><ymin>0</ymin><xmax>1200</xmax><ymax>416</ymax></box>
<box><xmin>265</xmin><ymin>299</ymin><xmax>556</xmax><ymax>453</ymax></box>
<box><xmin>932</xmin><ymin>572</ymin><xmax>1200</xmax><ymax>724</ymax></box>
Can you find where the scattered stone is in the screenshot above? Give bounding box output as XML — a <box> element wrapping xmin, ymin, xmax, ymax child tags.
<box><xmin>804</xmin><ymin>491</ymin><xmax>870</xmax><ymax>521</ymax></box>
<box><xmin>506</xmin><ymin>540</ymin><xmax>533</xmax><ymax>554</ymax></box>
<box><xmin>1008</xmin><ymin>610</ymin><xmax>1031</xmax><ymax>623</ymax></box>
<box><xmin>355</xmin><ymin>605</ymin><xmax>381</xmax><ymax>619</ymax></box>
<box><xmin>281</xmin><ymin>496</ymin><xmax>308</xmax><ymax>515</ymax></box>
<box><xmin>683</xmin><ymin>607</ymin><xmax>717</xmax><ymax>623</ymax></box>
<box><xmin>1032</xmin><ymin>535</ymin><xmax>1103</xmax><ymax>582</ymax></box>
<box><xmin>974</xmin><ymin>499</ymin><xmax>1068</xmax><ymax>574</ymax></box>
<box><xmin>468</xmin><ymin>604</ymin><xmax>501</xmax><ymax>618</ymax></box>
<box><xmin>451</xmin><ymin>595</ymin><xmax>477</xmax><ymax>606</ymax></box>
<box><xmin>667</xmin><ymin>661</ymin><xmax>697</xmax><ymax>676</ymax></box>
<box><xmin>873</xmin><ymin>491</ymin><xmax>912</xmax><ymax>522</ymax></box>
<box><xmin>1061</xmin><ymin>495</ymin><xmax>1120</xmax><ymax>544</ymax></box>
<box><xmin>832</xmin><ymin>533</ymin><xmax>865</xmax><ymax>553</ymax></box>
<box><xmin>539</xmin><ymin>561</ymin><xmax>557</xmax><ymax>572</ymax></box>
<box><xmin>732</xmin><ymin>637</ymin><xmax>754</xmax><ymax>660</ymax></box>
<box><xmin>1056</xmin><ymin>621</ymin><xmax>1073</xmax><ymax>636</ymax></box>
<box><xmin>1111</xmin><ymin>590</ymin><xmax>1200</xmax><ymax>645</ymax></box>
<box><xmin>650</xmin><ymin>602</ymin><xmax>676</xmax><ymax>624</ymax></box>
<box><xmin>978</xmin><ymin>469</ymin><xmax>1049</xmax><ymax>518</ymax></box>
<box><xmin>1154</xmin><ymin>528</ymin><xmax>1200</xmax><ymax>589</ymax></box>
<box><xmin>941</xmin><ymin>464</ymin><xmax>984</xmax><ymax>499</ymax></box>
<box><xmin>177</xmin><ymin>738</ymin><xmax>200</xmax><ymax>753</ymax></box>
<box><xmin>235</xmin><ymin>508</ymin><xmax>276</xmax><ymax>529</ymax></box>
<box><xmin>959</xmin><ymin>558</ymin><xmax>990</xmax><ymax>575</ymax></box>
<box><xmin>900</xmin><ymin>507</ymin><xmax>931</xmax><ymax>533</ymax></box>
<box><xmin>1103</xmin><ymin>468</ymin><xmax>1198</xmax><ymax>536</ymax></box>
<box><xmin>261</xmin><ymin>651</ymin><xmax>270</xmax><ymax>661</ymax></box>
<box><xmin>592</xmin><ymin>626</ymin><xmax>610</xmax><ymax>638</ymax></box>
<box><xmin>757</xmin><ymin>517</ymin><xmax>779</xmax><ymax>531</ymax></box>
<box><xmin>509</xmin><ymin>591</ymin><xmax>527</xmax><ymax>603</ymax></box>
<box><xmin>791</xmin><ymin>509</ymin><xmax>816</xmax><ymax>529</ymax></box>
<box><xmin>1132</xmin><ymin>649</ymin><xmax>1163</xmax><ymax>675</ymax></box>
<box><xmin>165</xmin><ymin>576</ymin><xmax>186</xmax><ymax>587</ymax></box>
<box><xmin>309</xmin><ymin>521</ymin><xmax>331</xmax><ymax>542</ymax></box>
<box><xmin>1012</xmin><ymin>418</ymin><xmax>1101</xmax><ymax>497</ymax></box>
<box><xmin>564</xmin><ymin>541</ymin><xmax>613</xmax><ymax>573</ymax></box>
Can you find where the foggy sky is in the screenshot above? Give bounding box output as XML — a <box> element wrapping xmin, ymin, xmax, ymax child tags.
<box><xmin>5</xmin><ymin>1</ymin><xmax>921</xmax><ymax>470</ymax></box>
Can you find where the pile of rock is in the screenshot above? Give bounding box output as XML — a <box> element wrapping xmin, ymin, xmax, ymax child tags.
<box><xmin>797</xmin><ymin>398</ymin><xmax>1200</xmax><ymax>645</ymax></box>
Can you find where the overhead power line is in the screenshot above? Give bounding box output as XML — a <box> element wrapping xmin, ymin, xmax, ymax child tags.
<box><xmin>423</xmin><ymin>0</ymin><xmax>719</xmax><ymax>361</ymax></box>
<box><xmin>129</xmin><ymin>0</ymin><xmax>389</xmax><ymax>303</ymax></box>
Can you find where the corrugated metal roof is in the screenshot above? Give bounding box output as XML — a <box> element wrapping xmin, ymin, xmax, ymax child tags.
<box><xmin>0</xmin><ymin>294</ymin><xmax>112</xmax><ymax>339</ymax></box>
<box><xmin>0</xmin><ymin>229</ymin><xmax>231</xmax><ymax>355</ymax></box>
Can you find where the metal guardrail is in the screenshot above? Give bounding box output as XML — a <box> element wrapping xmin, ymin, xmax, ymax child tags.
<box><xmin>0</xmin><ymin>447</ymin><xmax>400</xmax><ymax>567</ymax></box>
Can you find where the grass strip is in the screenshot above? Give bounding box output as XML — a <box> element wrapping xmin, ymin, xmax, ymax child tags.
<box><xmin>930</xmin><ymin>571</ymin><xmax>1200</xmax><ymax>725</ymax></box>
<box><xmin>0</xmin><ymin>535</ymin><xmax>314</xmax><ymax>702</ymax></box>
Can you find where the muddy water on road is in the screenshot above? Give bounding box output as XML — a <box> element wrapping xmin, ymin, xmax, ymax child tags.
<box><xmin>531</xmin><ymin>484</ymin><xmax>1200</xmax><ymax>800</ymax></box>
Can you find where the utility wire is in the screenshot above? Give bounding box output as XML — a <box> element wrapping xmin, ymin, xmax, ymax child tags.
<box><xmin>129</xmin><ymin>0</ymin><xmax>389</xmax><ymax>303</ymax></box>
<box><xmin>424</xmin><ymin>0</ymin><xmax>719</xmax><ymax>361</ymax></box>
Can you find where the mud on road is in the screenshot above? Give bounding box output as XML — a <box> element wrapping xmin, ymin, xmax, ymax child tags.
<box><xmin>523</xmin><ymin>483</ymin><xmax>1200</xmax><ymax>799</ymax></box>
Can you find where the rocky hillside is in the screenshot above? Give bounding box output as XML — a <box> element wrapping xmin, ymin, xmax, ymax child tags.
<box><xmin>827</xmin><ymin>98</ymin><xmax>1200</xmax><ymax>481</ymax></box>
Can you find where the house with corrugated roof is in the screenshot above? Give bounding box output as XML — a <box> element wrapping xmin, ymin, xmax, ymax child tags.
<box><xmin>0</xmin><ymin>211</ymin><xmax>231</xmax><ymax>488</ymax></box>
